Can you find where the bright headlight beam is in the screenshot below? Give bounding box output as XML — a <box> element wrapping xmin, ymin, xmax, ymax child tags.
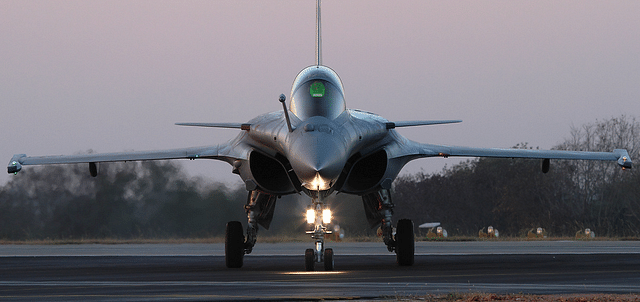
<box><xmin>309</xmin><ymin>173</ymin><xmax>329</xmax><ymax>191</ymax></box>
<box><xmin>322</xmin><ymin>209</ymin><xmax>331</xmax><ymax>224</ymax></box>
<box><xmin>306</xmin><ymin>209</ymin><xmax>315</xmax><ymax>224</ymax></box>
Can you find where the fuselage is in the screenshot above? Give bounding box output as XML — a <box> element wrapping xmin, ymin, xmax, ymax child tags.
<box><xmin>229</xmin><ymin>65</ymin><xmax>407</xmax><ymax>198</ymax></box>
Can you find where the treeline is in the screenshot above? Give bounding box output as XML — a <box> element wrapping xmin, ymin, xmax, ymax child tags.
<box><xmin>0</xmin><ymin>160</ymin><xmax>247</xmax><ymax>239</ymax></box>
<box><xmin>393</xmin><ymin>116</ymin><xmax>640</xmax><ymax>237</ymax></box>
<box><xmin>0</xmin><ymin>158</ymin><xmax>371</xmax><ymax>240</ymax></box>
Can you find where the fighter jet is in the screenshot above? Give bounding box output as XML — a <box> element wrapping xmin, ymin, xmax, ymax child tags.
<box><xmin>7</xmin><ymin>1</ymin><xmax>633</xmax><ymax>270</ymax></box>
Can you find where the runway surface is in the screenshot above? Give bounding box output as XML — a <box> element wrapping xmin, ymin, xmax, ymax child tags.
<box><xmin>1</xmin><ymin>241</ymin><xmax>639</xmax><ymax>301</ymax></box>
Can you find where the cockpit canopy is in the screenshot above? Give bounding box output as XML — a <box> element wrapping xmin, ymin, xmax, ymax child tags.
<box><xmin>290</xmin><ymin>66</ymin><xmax>346</xmax><ymax>121</ymax></box>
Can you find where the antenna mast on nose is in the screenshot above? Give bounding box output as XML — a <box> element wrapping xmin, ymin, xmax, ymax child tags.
<box><xmin>315</xmin><ymin>0</ymin><xmax>322</xmax><ymax>66</ymax></box>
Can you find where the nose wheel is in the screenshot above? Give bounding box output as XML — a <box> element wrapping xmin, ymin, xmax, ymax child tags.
<box><xmin>323</xmin><ymin>248</ymin><xmax>334</xmax><ymax>271</ymax></box>
<box><xmin>304</xmin><ymin>248</ymin><xmax>334</xmax><ymax>271</ymax></box>
<box><xmin>304</xmin><ymin>249</ymin><xmax>315</xmax><ymax>271</ymax></box>
<box><xmin>304</xmin><ymin>198</ymin><xmax>334</xmax><ymax>271</ymax></box>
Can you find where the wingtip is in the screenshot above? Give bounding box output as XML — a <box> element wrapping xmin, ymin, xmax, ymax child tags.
<box><xmin>7</xmin><ymin>154</ymin><xmax>25</xmax><ymax>174</ymax></box>
<box><xmin>615</xmin><ymin>149</ymin><xmax>633</xmax><ymax>169</ymax></box>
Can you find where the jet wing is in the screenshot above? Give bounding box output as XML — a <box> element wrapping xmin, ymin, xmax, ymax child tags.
<box><xmin>386</xmin><ymin>120</ymin><xmax>462</xmax><ymax>129</ymax></box>
<box><xmin>175</xmin><ymin>122</ymin><xmax>251</xmax><ymax>130</ymax></box>
<box><xmin>416</xmin><ymin>143</ymin><xmax>633</xmax><ymax>169</ymax></box>
<box><xmin>7</xmin><ymin>145</ymin><xmax>234</xmax><ymax>174</ymax></box>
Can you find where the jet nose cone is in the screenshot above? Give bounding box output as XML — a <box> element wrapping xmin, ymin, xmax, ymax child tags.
<box><xmin>294</xmin><ymin>149</ymin><xmax>345</xmax><ymax>191</ymax></box>
<box><xmin>306</xmin><ymin>157</ymin><xmax>344</xmax><ymax>188</ymax></box>
<box><xmin>289</xmin><ymin>132</ymin><xmax>346</xmax><ymax>191</ymax></box>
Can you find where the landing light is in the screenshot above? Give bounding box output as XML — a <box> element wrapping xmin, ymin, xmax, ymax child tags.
<box><xmin>322</xmin><ymin>209</ymin><xmax>332</xmax><ymax>224</ymax></box>
<box><xmin>306</xmin><ymin>208</ymin><xmax>332</xmax><ymax>224</ymax></box>
<box><xmin>310</xmin><ymin>174</ymin><xmax>328</xmax><ymax>191</ymax></box>
<box><xmin>306</xmin><ymin>209</ymin><xmax>315</xmax><ymax>224</ymax></box>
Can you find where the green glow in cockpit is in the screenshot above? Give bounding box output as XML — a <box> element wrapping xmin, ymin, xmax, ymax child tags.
<box><xmin>310</xmin><ymin>81</ymin><xmax>325</xmax><ymax>97</ymax></box>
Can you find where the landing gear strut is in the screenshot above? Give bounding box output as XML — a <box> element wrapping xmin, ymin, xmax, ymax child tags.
<box><xmin>304</xmin><ymin>193</ymin><xmax>334</xmax><ymax>271</ymax></box>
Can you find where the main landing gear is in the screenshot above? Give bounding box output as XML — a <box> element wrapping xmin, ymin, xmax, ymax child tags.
<box><xmin>225</xmin><ymin>189</ymin><xmax>415</xmax><ymax>269</ymax></box>
<box><xmin>303</xmin><ymin>193</ymin><xmax>334</xmax><ymax>271</ymax></box>
<box><xmin>395</xmin><ymin>218</ymin><xmax>415</xmax><ymax>266</ymax></box>
<box><xmin>363</xmin><ymin>189</ymin><xmax>414</xmax><ymax>266</ymax></box>
<box><xmin>225</xmin><ymin>191</ymin><xmax>278</xmax><ymax>269</ymax></box>
<box><xmin>225</xmin><ymin>221</ymin><xmax>245</xmax><ymax>268</ymax></box>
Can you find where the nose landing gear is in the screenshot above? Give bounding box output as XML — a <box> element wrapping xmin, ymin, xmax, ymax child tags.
<box><xmin>304</xmin><ymin>196</ymin><xmax>334</xmax><ymax>271</ymax></box>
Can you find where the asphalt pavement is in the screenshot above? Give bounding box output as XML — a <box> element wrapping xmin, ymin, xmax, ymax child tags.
<box><xmin>0</xmin><ymin>241</ymin><xmax>638</xmax><ymax>301</ymax></box>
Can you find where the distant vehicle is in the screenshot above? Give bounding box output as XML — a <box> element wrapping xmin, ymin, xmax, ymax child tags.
<box><xmin>8</xmin><ymin>1</ymin><xmax>632</xmax><ymax>271</ymax></box>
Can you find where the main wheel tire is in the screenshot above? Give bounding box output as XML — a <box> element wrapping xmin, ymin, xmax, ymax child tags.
<box><xmin>305</xmin><ymin>248</ymin><xmax>315</xmax><ymax>271</ymax></box>
<box><xmin>395</xmin><ymin>219</ymin><xmax>415</xmax><ymax>266</ymax></box>
<box><xmin>225</xmin><ymin>221</ymin><xmax>245</xmax><ymax>268</ymax></box>
<box><xmin>323</xmin><ymin>248</ymin><xmax>334</xmax><ymax>271</ymax></box>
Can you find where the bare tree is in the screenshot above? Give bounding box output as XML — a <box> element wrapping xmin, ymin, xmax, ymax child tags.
<box><xmin>554</xmin><ymin>115</ymin><xmax>639</xmax><ymax>235</ymax></box>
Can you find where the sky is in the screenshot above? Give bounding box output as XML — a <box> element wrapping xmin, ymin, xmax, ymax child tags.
<box><xmin>1</xmin><ymin>0</ymin><xmax>639</xmax><ymax>187</ymax></box>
